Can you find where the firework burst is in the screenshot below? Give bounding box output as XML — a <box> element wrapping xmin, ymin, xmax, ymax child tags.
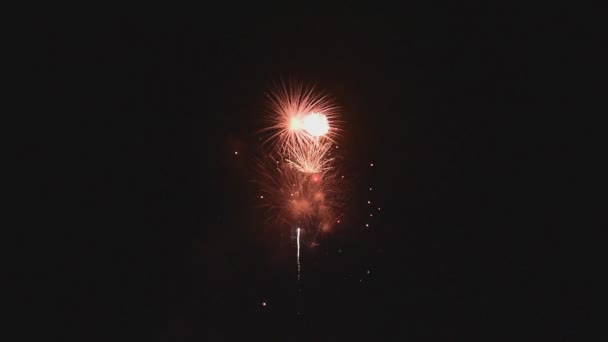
<box><xmin>256</xmin><ymin>155</ymin><xmax>345</xmax><ymax>230</ymax></box>
<box><xmin>257</xmin><ymin>81</ymin><xmax>346</xmax><ymax>281</ymax></box>
<box><xmin>262</xmin><ymin>82</ymin><xmax>340</xmax><ymax>155</ymax></box>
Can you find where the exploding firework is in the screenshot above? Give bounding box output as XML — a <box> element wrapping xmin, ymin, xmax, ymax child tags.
<box><xmin>257</xmin><ymin>155</ymin><xmax>345</xmax><ymax>231</ymax></box>
<box><xmin>257</xmin><ymin>81</ymin><xmax>346</xmax><ymax>282</ymax></box>
<box><xmin>262</xmin><ymin>82</ymin><xmax>340</xmax><ymax>155</ymax></box>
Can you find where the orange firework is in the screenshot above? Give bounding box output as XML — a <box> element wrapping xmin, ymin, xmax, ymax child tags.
<box><xmin>257</xmin><ymin>82</ymin><xmax>347</xmax><ymax>280</ymax></box>
<box><xmin>262</xmin><ymin>82</ymin><xmax>340</xmax><ymax>155</ymax></box>
<box><xmin>257</xmin><ymin>154</ymin><xmax>345</xmax><ymax>232</ymax></box>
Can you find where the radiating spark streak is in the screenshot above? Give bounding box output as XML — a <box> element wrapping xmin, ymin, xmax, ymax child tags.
<box><xmin>285</xmin><ymin>140</ymin><xmax>334</xmax><ymax>173</ymax></box>
<box><xmin>297</xmin><ymin>227</ymin><xmax>301</xmax><ymax>281</ymax></box>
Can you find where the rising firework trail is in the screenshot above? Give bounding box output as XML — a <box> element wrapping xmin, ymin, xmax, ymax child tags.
<box><xmin>297</xmin><ymin>226</ymin><xmax>301</xmax><ymax>281</ymax></box>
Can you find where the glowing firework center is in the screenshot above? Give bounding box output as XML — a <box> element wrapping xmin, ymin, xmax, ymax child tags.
<box><xmin>289</xmin><ymin>112</ymin><xmax>330</xmax><ymax>138</ymax></box>
<box><xmin>302</xmin><ymin>112</ymin><xmax>330</xmax><ymax>137</ymax></box>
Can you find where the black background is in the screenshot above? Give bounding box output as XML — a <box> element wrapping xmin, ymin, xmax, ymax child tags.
<box><xmin>29</xmin><ymin>8</ymin><xmax>597</xmax><ymax>341</ymax></box>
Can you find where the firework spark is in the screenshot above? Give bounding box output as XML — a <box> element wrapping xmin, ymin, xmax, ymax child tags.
<box><xmin>286</xmin><ymin>140</ymin><xmax>335</xmax><ymax>174</ymax></box>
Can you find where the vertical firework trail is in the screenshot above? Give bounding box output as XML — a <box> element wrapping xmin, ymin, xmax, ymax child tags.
<box><xmin>297</xmin><ymin>226</ymin><xmax>301</xmax><ymax>281</ymax></box>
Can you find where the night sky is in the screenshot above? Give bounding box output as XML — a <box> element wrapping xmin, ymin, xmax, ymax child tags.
<box><xmin>31</xmin><ymin>10</ymin><xmax>595</xmax><ymax>341</ymax></box>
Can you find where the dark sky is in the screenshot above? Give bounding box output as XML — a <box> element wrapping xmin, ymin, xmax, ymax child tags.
<box><xmin>30</xmin><ymin>10</ymin><xmax>595</xmax><ymax>341</ymax></box>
